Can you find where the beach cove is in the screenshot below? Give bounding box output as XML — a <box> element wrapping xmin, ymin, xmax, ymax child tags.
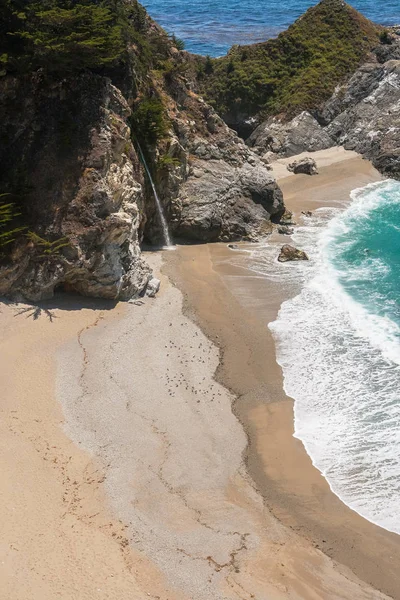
<box><xmin>2</xmin><ymin>149</ymin><xmax>400</xmax><ymax>599</ymax></box>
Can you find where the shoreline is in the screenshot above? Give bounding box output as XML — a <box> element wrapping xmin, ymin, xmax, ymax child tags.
<box><xmin>164</xmin><ymin>149</ymin><xmax>400</xmax><ymax>599</ymax></box>
<box><xmin>2</xmin><ymin>148</ymin><xmax>400</xmax><ymax>599</ymax></box>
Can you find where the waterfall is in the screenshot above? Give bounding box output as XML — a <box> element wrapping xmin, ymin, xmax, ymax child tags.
<box><xmin>136</xmin><ymin>143</ymin><xmax>172</xmax><ymax>248</ymax></box>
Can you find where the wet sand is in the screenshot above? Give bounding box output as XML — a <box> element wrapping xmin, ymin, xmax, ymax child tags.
<box><xmin>165</xmin><ymin>150</ymin><xmax>400</xmax><ymax>599</ymax></box>
<box><xmin>1</xmin><ymin>148</ymin><xmax>398</xmax><ymax>599</ymax></box>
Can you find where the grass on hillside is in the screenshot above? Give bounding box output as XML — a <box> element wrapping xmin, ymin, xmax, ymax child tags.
<box><xmin>197</xmin><ymin>0</ymin><xmax>382</xmax><ymax>124</ymax></box>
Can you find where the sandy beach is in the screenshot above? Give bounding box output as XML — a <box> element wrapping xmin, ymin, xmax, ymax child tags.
<box><xmin>2</xmin><ymin>148</ymin><xmax>400</xmax><ymax>599</ymax></box>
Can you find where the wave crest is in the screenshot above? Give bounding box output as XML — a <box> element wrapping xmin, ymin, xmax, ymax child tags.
<box><xmin>269</xmin><ymin>179</ymin><xmax>400</xmax><ymax>534</ymax></box>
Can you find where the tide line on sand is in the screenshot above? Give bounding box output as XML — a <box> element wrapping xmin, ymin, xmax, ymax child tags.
<box><xmin>1</xmin><ymin>149</ymin><xmax>399</xmax><ymax>600</ymax></box>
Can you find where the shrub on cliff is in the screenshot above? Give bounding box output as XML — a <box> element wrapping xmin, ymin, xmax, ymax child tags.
<box><xmin>198</xmin><ymin>0</ymin><xmax>382</xmax><ymax>124</ymax></box>
<box><xmin>130</xmin><ymin>96</ymin><xmax>168</xmax><ymax>152</ymax></box>
<box><xmin>0</xmin><ymin>194</ymin><xmax>25</xmax><ymax>253</ymax></box>
<box><xmin>0</xmin><ymin>0</ymin><xmax>151</xmax><ymax>73</ymax></box>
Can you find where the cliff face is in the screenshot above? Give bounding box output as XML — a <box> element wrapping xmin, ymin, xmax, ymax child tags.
<box><xmin>248</xmin><ymin>34</ymin><xmax>400</xmax><ymax>179</ymax></box>
<box><xmin>155</xmin><ymin>93</ymin><xmax>283</xmax><ymax>242</ymax></box>
<box><xmin>323</xmin><ymin>54</ymin><xmax>400</xmax><ymax>178</ymax></box>
<box><xmin>0</xmin><ymin>73</ymin><xmax>151</xmax><ymax>301</ymax></box>
<box><xmin>248</xmin><ymin>111</ymin><xmax>335</xmax><ymax>159</ymax></box>
<box><xmin>0</xmin><ymin>1</ymin><xmax>284</xmax><ymax>301</ymax></box>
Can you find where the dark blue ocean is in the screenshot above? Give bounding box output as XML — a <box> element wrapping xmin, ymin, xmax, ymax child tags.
<box><xmin>142</xmin><ymin>0</ymin><xmax>400</xmax><ymax>56</ymax></box>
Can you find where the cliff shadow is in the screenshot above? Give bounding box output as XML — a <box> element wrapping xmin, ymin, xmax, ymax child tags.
<box><xmin>2</xmin><ymin>293</ymin><xmax>117</xmax><ymax>322</ymax></box>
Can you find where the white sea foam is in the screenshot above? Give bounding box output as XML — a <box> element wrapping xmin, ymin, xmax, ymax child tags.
<box><xmin>268</xmin><ymin>179</ymin><xmax>400</xmax><ymax>534</ymax></box>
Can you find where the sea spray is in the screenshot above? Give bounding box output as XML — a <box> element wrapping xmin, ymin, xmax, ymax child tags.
<box><xmin>269</xmin><ymin>179</ymin><xmax>400</xmax><ymax>534</ymax></box>
<box><xmin>137</xmin><ymin>143</ymin><xmax>173</xmax><ymax>248</ymax></box>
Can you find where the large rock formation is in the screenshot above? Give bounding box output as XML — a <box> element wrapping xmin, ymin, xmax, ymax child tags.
<box><xmin>323</xmin><ymin>53</ymin><xmax>400</xmax><ymax>178</ymax></box>
<box><xmin>0</xmin><ymin>4</ymin><xmax>284</xmax><ymax>301</ymax></box>
<box><xmin>278</xmin><ymin>244</ymin><xmax>309</xmax><ymax>262</ymax></box>
<box><xmin>196</xmin><ymin>0</ymin><xmax>382</xmax><ymax>133</ymax></box>
<box><xmin>247</xmin><ymin>34</ymin><xmax>400</xmax><ymax>179</ymax></box>
<box><xmin>0</xmin><ymin>73</ymin><xmax>151</xmax><ymax>301</ymax></box>
<box><xmin>163</xmin><ymin>103</ymin><xmax>284</xmax><ymax>242</ymax></box>
<box><xmin>287</xmin><ymin>156</ymin><xmax>318</xmax><ymax>175</ymax></box>
<box><xmin>248</xmin><ymin>112</ymin><xmax>335</xmax><ymax>159</ymax></box>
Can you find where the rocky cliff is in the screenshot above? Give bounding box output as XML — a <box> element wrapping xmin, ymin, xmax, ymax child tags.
<box><xmin>0</xmin><ymin>73</ymin><xmax>152</xmax><ymax>301</ymax></box>
<box><xmin>322</xmin><ymin>45</ymin><xmax>400</xmax><ymax>178</ymax></box>
<box><xmin>248</xmin><ymin>31</ymin><xmax>400</xmax><ymax>178</ymax></box>
<box><xmin>196</xmin><ymin>0</ymin><xmax>382</xmax><ymax>134</ymax></box>
<box><xmin>157</xmin><ymin>96</ymin><xmax>283</xmax><ymax>242</ymax></box>
<box><xmin>0</xmin><ymin>0</ymin><xmax>283</xmax><ymax>301</ymax></box>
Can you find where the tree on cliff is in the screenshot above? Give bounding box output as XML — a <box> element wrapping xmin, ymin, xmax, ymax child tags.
<box><xmin>0</xmin><ymin>0</ymin><xmax>147</xmax><ymax>73</ymax></box>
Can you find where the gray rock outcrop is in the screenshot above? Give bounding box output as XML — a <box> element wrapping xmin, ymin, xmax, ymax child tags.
<box><xmin>287</xmin><ymin>157</ymin><xmax>318</xmax><ymax>175</ymax></box>
<box><xmin>145</xmin><ymin>277</ymin><xmax>161</xmax><ymax>298</ymax></box>
<box><xmin>252</xmin><ymin>39</ymin><xmax>400</xmax><ymax>180</ymax></box>
<box><xmin>0</xmin><ymin>73</ymin><xmax>151</xmax><ymax>301</ymax></box>
<box><xmin>324</xmin><ymin>55</ymin><xmax>400</xmax><ymax>178</ymax></box>
<box><xmin>278</xmin><ymin>245</ymin><xmax>309</xmax><ymax>262</ymax></box>
<box><xmin>278</xmin><ymin>226</ymin><xmax>294</xmax><ymax>235</ymax></box>
<box><xmin>158</xmin><ymin>102</ymin><xmax>284</xmax><ymax>242</ymax></box>
<box><xmin>279</xmin><ymin>209</ymin><xmax>295</xmax><ymax>225</ymax></box>
<box><xmin>248</xmin><ymin>111</ymin><xmax>335</xmax><ymax>159</ymax></box>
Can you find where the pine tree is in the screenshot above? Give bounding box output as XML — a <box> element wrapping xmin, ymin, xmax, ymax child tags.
<box><xmin>0</xmin><ymin>0</ymin><xmax>147</xmax><ymax>73</ymax></box>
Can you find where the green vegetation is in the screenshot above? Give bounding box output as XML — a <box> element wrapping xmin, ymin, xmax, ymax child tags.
<box><xmin>26</xmin><ymin>232</ymin><xmax>70</xmax><ymax>256</ymax></box>
<box><xmin>157</xmin><ymin>155</ymin><xmax>181</xmax><ymax>168</ymax></box>
<box><xmin>169</xmin><ymin>33</ymin><xmax>185</xmax><ymax>51</ymax></box>
<box><xmin>0</xmin><ymin>0</ymin><xmax>173</xmax><ymax>75</ymax></box>
<box><xmin>0</xmin><ymin>193</ymin><xmax>70</xmax><ymax>258</ymax></box>
<box><xmin>0</xmin><ymin>194</ymin><xmax>26</xmax><ymax>252</ymax></box>
<box><xmin>130</xmin><ymin>97</ymin><xmax>169</xmax><ymax>150</ymax></box>
<box><xmin>1</xmin><ymin>0</ymin><xmax>124</xmax><ymax>72</ymax></box>
<box><xmin>379</xmin><ymin>30</ymin><xmax>392</xmax><ymax>45</ymax></box>
<box><xmin>198</xmin><ymin>0</ymin><xmax>382</xmax><ymax>122</ymax></box>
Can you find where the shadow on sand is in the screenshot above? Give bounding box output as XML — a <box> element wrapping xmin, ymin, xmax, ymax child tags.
<box><xmin>1</xmin><ymin>293</ymin><xmax>118</xmax><ymax>322</ymax></box>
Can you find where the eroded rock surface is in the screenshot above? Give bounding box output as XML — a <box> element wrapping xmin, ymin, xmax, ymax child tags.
<box><xmin>287</xmin><ymin>157</ymin><xmax>318</xmax><ymax>175</ymax></box>
<box><xmin>0</xmin><ymin>73</ymin><xmax>151</xmax><ymax>301</ymax></box>
<box><xmin>157</xmin><ymin>100</ymin><xmax>284</xmax><ymax>242</ymax></box>
<box><xmin>278</xmin><ymin>244</ymin><xmax>309</xmax><ymax>262</ymax></box>
<box><xmin>248</xmin><ymin>111</ymin><xmax>335</xmax><ymax>159</ymax></box>
<box><xmin>324</xmin><ymin>56</ymin><xmax>400</xmax><ymax>178</ymax></box>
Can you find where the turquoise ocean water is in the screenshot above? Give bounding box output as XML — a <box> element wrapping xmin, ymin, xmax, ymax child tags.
<box><xmin>142</xmin><ymin>0</ymin><xmax>400</xmax><ymax>56</ymax></box>
<box><xmin>269</xmin><ymin>180</ymin><xmax>400</xmax><ymax>534</ymax></box>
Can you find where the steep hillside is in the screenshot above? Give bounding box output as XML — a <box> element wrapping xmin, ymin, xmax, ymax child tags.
<box><xmin>197</xmin><ymin>0</ymin><xmax>382</xmax><ymax>133</ymax></box>
<box><xmin>248</xmin><ymin>30</ymin><xmax>400</xmax><ymax>178</ymax></box>
<box><xmin>0</xmin><ymin>0</ymin><xmax>283</xmax><ymax>301</ymax></box>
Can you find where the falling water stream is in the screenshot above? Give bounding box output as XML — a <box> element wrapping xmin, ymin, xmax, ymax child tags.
<box><xmin>137</xmin><ymin>143</ymin><xmax>173</xmax><ymax>247</ymax></box>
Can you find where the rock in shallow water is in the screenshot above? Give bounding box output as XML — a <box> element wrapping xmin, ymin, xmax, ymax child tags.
<box><xmin>279</xmin><ymin>209</ymin><xmax>295</xmax><ymax>225</ymax></box>
<box><xmin>278</xmin><ymin>226</ymin><xmax>294</xmax><ymax>235</ymax></box>
<box><xmin>278</xmin><ymin>244</ymin><xmax>309</xmax><ymax>262</ymax></box>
